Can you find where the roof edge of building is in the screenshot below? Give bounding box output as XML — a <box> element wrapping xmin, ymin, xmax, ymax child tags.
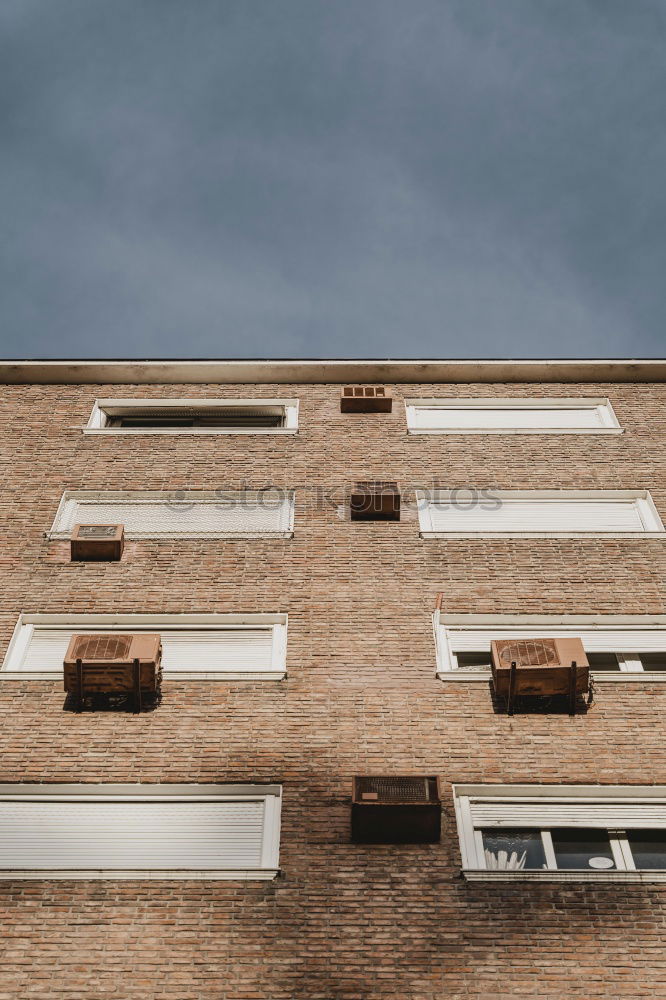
<box><xmin>0</xmin><ymin>359</ymin><xmax>664</xmax><ymax>384</ymax></box>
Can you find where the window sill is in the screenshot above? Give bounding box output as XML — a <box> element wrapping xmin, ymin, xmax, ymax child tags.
<box><xmin>81</xmin><ymin>427</ymin><xmax>298</xmax><ymax>436</ymax></box>
<box><xmin>421</xmin><ymin>531</ymin><xmax>666</xmax><ymax>539</ymax></box>
<box><xmin>437</xmin><ymin>670</ymin><xmax>666</xmax><ymax>683</ymax></box>
<box><xmin>408</xmin><ymin>428</ymin><xmax>624</xmax><ymax>436</ymax></box>
<box><xmin>48</xmin><ymin>532</ymin><xmax>295</xmax><ymax>541</ymax></box>
<box><xmin>0</xmin><ymin>671</ymin><xmax>286</xmax><ymax>682</ymax></box>
<box><xmin>0</xmin><ymin>868</ymin><xmax>280</xmax><ymax>881</ymax></box>
<box><xmin>463</xmin><ymin>868</ymin><xmax>666</xmax><ymax>883</ymax></box>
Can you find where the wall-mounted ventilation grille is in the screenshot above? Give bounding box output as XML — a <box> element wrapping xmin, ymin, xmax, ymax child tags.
<box><xmin>341</xmin><ymin>386</ymin><xmax>392</xmax><ymax>413</ymax></box>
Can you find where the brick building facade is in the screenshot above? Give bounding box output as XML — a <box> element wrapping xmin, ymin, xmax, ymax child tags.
<box><xmin>0</xmin><ymin>359</ymin><xmax>665</xmax><ymax>999</ymax></box>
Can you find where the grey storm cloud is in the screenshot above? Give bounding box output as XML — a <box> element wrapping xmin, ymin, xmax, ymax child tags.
<box><xmin>0</xmin><ymin>0</ymin><xmax>665</xmax><ymax>358</ymax></box>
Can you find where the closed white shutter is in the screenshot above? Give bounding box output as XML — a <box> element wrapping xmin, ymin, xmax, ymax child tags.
<box><xmin>50</xmin><ymin>493</ymin><xmax>294</xmax><ymax>538</ymax></box>
<box><xmin>0</xmin><ymin>793</ymin><xmax>277</xmax><ymax>872</ymax></box>
<box><xmin>409</xmin><ymin>404</ymin><xmax>610</xmax><ymax>431</ymax></box>
<box><xmin>12</xmin><ymin>626</ymin><xmax>278</xmax><ymax>676</ymax></box>
<box><xmin>446</xmin><ymin>627</ymin><xmax>666</xmax><ymax>655</ymax></box>
<box><xmin>420</xmin><ymin>494</ymin><xmax>661</xmax><ymax>534</ymax></box>
<box><xmin>469</xmin><ymin>798</ymin><xmax>666</xmax><ymax>830</ymax></box>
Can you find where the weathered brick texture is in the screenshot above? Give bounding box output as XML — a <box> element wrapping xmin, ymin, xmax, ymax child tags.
<box><xmin>0</xmin><ymin>378</ymin><xmax>664</xmax><ymax>998</ymax></box>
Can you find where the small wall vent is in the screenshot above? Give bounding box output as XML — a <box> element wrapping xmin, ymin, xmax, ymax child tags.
<box><xmin>341</xmin><ymin>386</ymin><xmax>392</xmax><ymax>413</ymax></box>
<box><xmin>351</xmin><ymin>776</ymin><xmax>441</xmax><ymax>843</ymax></box>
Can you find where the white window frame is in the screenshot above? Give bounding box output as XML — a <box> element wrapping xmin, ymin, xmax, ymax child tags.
<box><xmin>405</xmin><ymin>397</ymin><xmax>622</xmax><ymax>434</ymax></box>
<box><xmin>434</xmin><ymin>613</ymin><xmax>666</xmax><ymax>683</ymax></box>
<box><xmin>454</xmin><ymin>784</ymin><xmax>666</xmax><ymax>882</ymax></box>
<box><xmin>417</xmin><ymin>489</ymin><xmax>665</xmax><ymax>538</ymax></box>
<box><xmin>0</xmin><ymin>783</ymin><xmax>282</xmax><ymax>880</ymax></box>
<box><xmin>1</xmin><ymin>613</ymin><xmax>288</xmax><ymax>681</ymax></box>
<box><xmin>48</xmin><ymin>490</ymin><xmax>295</xmax><ymax>540</ymax></box>
<box><xmin>84</xmin><ymin>398</ymin><xmax>299</xmax><ymax>435</ymax></box>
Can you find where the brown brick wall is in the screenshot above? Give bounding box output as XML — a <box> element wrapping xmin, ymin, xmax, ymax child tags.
<box><xmin>0</xmin><ymin>380</ymin><xmax>665</xmax><ymax>998</ymax></box>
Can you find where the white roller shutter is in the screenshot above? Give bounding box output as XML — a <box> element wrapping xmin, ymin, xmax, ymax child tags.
<box><xmin>445</xmin><ymin>627</ymin><xmax>666</xmax><ymax>655</ymax></box>
<box><xmin>0</xmin><ymin>787</ymin><xmax>281</xmax><ymax>876</ymax></box>
<box><xmin>9</xmin><ymin>625</ymin><xmax>280</xmax><ymax>677</ymax></box>
<box><xmin>50</xmin><ymin>493</ymin><xmax>294</xmax><ymax>538</ymax></box>
<box><xmin>468</xmin><ymin>798</ymin><xmax>666</xmax><ymax>830</ymax></box>
<box><xmin>407</xmin><ymin>401</ymin><xmax>614</xmax><ymax>431</ymax></box>
<box><xmin>419</xmin><ymin>492</ymin><xmax>662</xmax><ymax>535</ymax></box>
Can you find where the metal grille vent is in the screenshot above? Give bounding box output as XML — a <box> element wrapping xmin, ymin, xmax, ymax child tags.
<box><xmin>343</xmin><ymin>386</ymin><xmax>386</xmax><ymax>398</ymax></box>
<box><xmin>357</xmin><ymin>777</ymin><xmax>434</xmax><ymax>803</ymax></box>
<box><xmin>498</xmin><ymin>639</ymin><xmax>559</xmax><ymax>667</ymax></box>
<box><xmin>77</xmin><ymin>525</ymin><xmax>118</xmax><ymax>538</ymax></box>
<box><xmin>72</xmin><ymin>635</ymin><xmax>133</xmax><ymax>661</ymax></box>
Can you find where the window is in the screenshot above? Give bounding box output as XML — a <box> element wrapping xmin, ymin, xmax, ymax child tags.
<box><xmin>49</xmin><ymin>491</ymin><xmax>295</xmax><ymax>539</ymax></box>
<box><xmin>417</xmin><ymin>490</ymin><xmax>664</xmax><ymax>537</ymax></box>
<box><xmin>434</xmin><ymin>615</ymin><xmax>666</xmax><ymax>682</ymax></box>
<box><xmin>2</xmin><ymin>614</ymin><xmax>288</xmax><ymax>680</ymax></box>
<box><xmin>0</xmin><ymin>783</ymin><xmax>281</xmax><ymax>879</ymax></box>
<box><xmin>454</xmin><ymin>785</ymin><xmax>666</xmax><ymax>881</ymax></box>
<box><xmin>405</xmin><ymin>397</ymin><xmax>621</xmax><ymax>434</ymax></box>
<box><xmin>84</xmin><ymin>398</ymin><xmax>299</xmax><ymax>434</ymax></box>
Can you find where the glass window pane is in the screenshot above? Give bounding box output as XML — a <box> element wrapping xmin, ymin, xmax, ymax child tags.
<box><xmin>551</xmin><ymin>829</ymin><xmax>615</xmax><ymax>870</ymax></box>
<box><xmin>638</xmin><ymin>653</ymin><xmax>666</xmax><ymax>672</ymax></box>
<box><xmin>627</xmin><ymin>830</ymin><xmax>666</xmax><ymax>869</ymax></box>
<box><xmin>587</xmin><ymin>652</ymin><xmax>620</xmax><ymax>671</ymax></box>
<box><xmin>481</xmin><ymin>829</ymin><xmax>546</xmax><ymax>870</ymax></box>
<box><xmin>456</xmin><ymin>652</ymin><xmax>492</xmax><ymax>671</ymax></box>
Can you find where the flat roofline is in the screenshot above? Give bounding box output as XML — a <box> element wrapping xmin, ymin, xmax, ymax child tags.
<box><xmin>0</xmin><ymin>359</ymin><xmax>664</xmax><ymax>384</ymax></box>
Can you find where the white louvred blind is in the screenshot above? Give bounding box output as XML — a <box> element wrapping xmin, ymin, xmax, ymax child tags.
<box><xmin>446</xmin><ymin>627</ymin><xmax>666</xmax><ymax>655</ymax></box>
<box><xmin>422</xmin><ymin>496</ymin><xmax>656</xmax><ymax>534</ymax></box>
<box><xmin>51</xmin><ymin>495</ymin><xmax>293</xmax><ymax>537</ymax></box>
<box><xmin>14</xmin><ymin>627</ymin><xmax>276</xmax><ymax>674</ymax></box>
<box><xmin>469</xmin><ymin>798</ymin><xmax>666</xmax><ymax>830</ymax></box>
<box><xmin>409</xmin><ymin>404</ymin><xmax>608</xmax><ymax>430</ymax></box>
<box><xmin>0</xmin><ymin>798</ymin><xmax>266</xmax><ymax>870</ymax></box>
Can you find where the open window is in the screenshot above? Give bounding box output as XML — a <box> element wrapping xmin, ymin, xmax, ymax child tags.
<box><xmin>434</xmin><ymin>614</ymin><xmax>666</xmax><ymax>683</ymax></box>
<box><xmin>85</xmin><ymin>399</ymin><xmax>299</xmax><ymax>434</ymax></box>
<box><xmin>454</xmin><ymin>785</ymin><xmax>666</xmax><ymax>881</ymax></box>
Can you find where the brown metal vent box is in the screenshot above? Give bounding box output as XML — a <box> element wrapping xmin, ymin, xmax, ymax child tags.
<box><xmin>341</xmin><ymin>386</ymin><xmax>392</xmax><ymax>413</ymax></box>
<box><xmin>352</xmin><ymin>776</ymin><xmax>441</xmax><ymax>844</ymax></box>
<box><xmin>350</xmin><ymin>482</ymin><xmax>400</xmax><ymax>521</ymax></box>
<box><xmin>63</xmin><ymin>633</ymin><xmax>162</xmax><ymax>697</ymax></box>
<box><xmin>491</xmin><ymin>637</ymin><xmax>589</xmax><ymax>698</ymax></box>
<box><xmin>70</xmin><ymin>524</ymin><xmax>124</xmax><ymax>562</ymax></box>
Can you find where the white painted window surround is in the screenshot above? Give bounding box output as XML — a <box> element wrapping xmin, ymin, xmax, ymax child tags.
<box><xmin>417</xmin><ymin>490</ymin><xmax>664</xmax><ymax>537</ymax></box>
<box><xmin>49</xmin><ymin>491</ymin><xmax>295</xmax><ymax>539</ymax></box>
<box><xmin>2</xmin><ymin>614</ymin><xmax>288</xmax><ymax>681</ymax></box>
<box><xmin>84</xmin><ymin>398</ymin><xmax>299</xmax><ymax>434</ymax></box>
<box><xmin>405</xmin><ymin>397</ymin><xmax>621</xmax><ymax>434</ymax></box>
<box><xmin>0</xmin><ymin>783</ymin><xmax>281</xmax><ymax>879</ymax></box>
<box><xmin>454</xmin><ymin>784</ymin><xmax>666</xmax><ymax>882</ymax></box>
<box><xmin>434</xmin><ymin>614</ymin><xmax>666</xmax><ymax>683</ymax></box>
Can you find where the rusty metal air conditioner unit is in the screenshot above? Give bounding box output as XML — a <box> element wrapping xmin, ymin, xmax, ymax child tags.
<box><xmin>491</xmin><ymin>637</ymin><xmax>589</xmax><ymax>714</ymax></box>
<box><xmin>340</xmin><ymin>386</ymin><xmax>392</xmax><ymax>413</ymax></box>
<box><xmin>351</xmin><ymin>776</ymin><xmax>441</xmax><ymax>843</ymax></box>
<box><xmin>63</xmin><ymin>633</ymin><xmax>162</xmax><ymax>712</ymax></box>
<box><xmin>70</xmin><ymin>524</ymin><xmax>124</xmax><ymax>562</ymax></box>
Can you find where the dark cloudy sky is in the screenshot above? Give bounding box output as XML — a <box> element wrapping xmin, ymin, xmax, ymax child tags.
<box><xmin>1</xmin><ymin>0</ymin><xmax>665</xmax><ymax>359</ymax></box>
